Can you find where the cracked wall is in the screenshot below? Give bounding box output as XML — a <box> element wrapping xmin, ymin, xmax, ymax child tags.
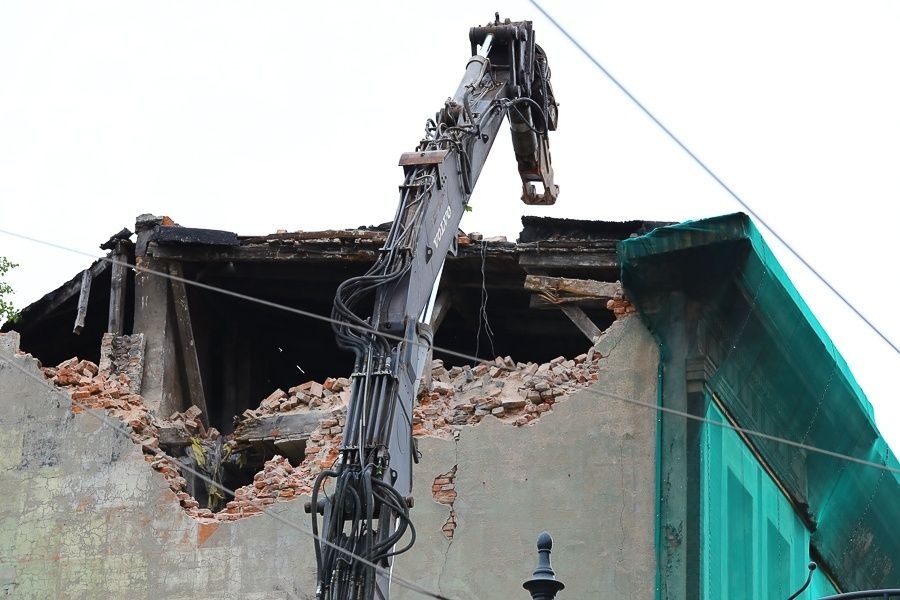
<box><xmin>431</xmin><ymin>466</ymin><xmax>458</xmax><ymax>540</ymax></box>
<box><xmin>0</xmin><ymin>315</ymin><xmax>657</xmax><ymax>599</ymax></box>
<box><xmin>0</xmin><ymin>332</ymin><xmax>318</xmax><ymax>599</ymax></box>
<box><xmin>396</xmin><ymin>316</ymin><xmax>659</xmax><ymax>599</ymax></box>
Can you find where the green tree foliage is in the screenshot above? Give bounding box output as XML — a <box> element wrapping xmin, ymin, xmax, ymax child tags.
<box><xmin>0</xmin><ymin>257</ymin><xmax>19</xmax><ymax>324</ymax></box>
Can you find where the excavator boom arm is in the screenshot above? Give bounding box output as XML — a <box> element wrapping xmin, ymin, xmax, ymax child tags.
<box><xmin>312</xmin><ymin>16</ymin><xmax>559</xmax><ymax>600</ymax></box>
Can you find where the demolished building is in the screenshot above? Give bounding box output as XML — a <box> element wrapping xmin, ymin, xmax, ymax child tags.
<box><xmin>1</xmin><ymin>212</ymin><xmax>898</xmax><ymax>598</ymax></box>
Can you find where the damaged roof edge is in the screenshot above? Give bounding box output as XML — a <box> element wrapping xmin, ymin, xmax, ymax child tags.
<box><xmin>0</xmin><ymin>257</ymin><xmax>109</xmax><ymax>333</ymax></box>
<box><xmin>517</xmin><ymin>215</ymin><xmax>672</xmax><ymax>243</ymax></box>
<box><xmin>9</xmin><ymin>214</ymin><xmax>668</xmax><ymax>331</ymax></box>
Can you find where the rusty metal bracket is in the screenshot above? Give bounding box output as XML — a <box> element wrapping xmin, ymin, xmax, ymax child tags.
<box><xmin>398</xmin><ymin>149</ymin><xmax>449</xmax><ymax>166</ymax></box>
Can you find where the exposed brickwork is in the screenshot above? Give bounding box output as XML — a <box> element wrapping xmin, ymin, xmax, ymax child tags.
<box><xmin>234</xmin><ymin>377</ymin><xmax>350</xmax><ymax>422</ymax></box>
<box><xmin>297</xmin><ymin>408</ymin><xmax>345</xmax><ymax>476</ymax></box>
<box><xmin>37</xmin><ymin>326</ymin><xmax>617</xmax><ymax>525</ymax></box>
<box><xmin>97</xmin><ymin>332</ymin><xmax>144</xmax><ymax>394</ymax></box>
<box><xmin>413</xmin><ymin>349</ymin><xmax>603</xmax><ymax>437</ymax></box>
<box><xmin>432</xmin><ymin>466</ymin><xmax>458</xmax><ymax>540</ymax></box>
<box><xmin>44</xmin><ymin>357</ymin><xmax>159</xmax><ymax>452</ymax></box>
<box><xmin>607</xmin><ymin>287</ymin><xmax>637</xmax><ymax>319</ymax></box>
<box><xmin>0</xmin><ymin>314</ymin><xmax>661</xmax><ymax>598</ymax></box>
<box><xmin>220</xmin><ymin>344</ymin><xmax>609</xmax><ymax>521</ymax></box>
<box><xmin>217</xmin><ymin>455</ymin><xmax>304</xmax><ymax>521</ymax></box>
<box><xmin>41</xmin><ymin>355</ymin><xmax>219</xmax><ymax>516</ymax></box>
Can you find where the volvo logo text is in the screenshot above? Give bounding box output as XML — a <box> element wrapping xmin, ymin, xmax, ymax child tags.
<box><xmin>432</xmin><ymin>205</ymin><xmax>452</xmax><ymax>248</ymax></box>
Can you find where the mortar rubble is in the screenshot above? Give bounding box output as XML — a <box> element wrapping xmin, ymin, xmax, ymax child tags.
<box><xmin>34</xmin><ymin>321</ymin><xmax>615</xmax><ymax>524</ymax></box>
<box><xmin>40</xmin><ymin>356</ymin><xmax>220</xmax><ymax>516</ymax></box>
<box><xmin>607</xmin><ymin>288</ymin><xmax>637</xmax><ymax>319</ymax></box>
<box><xmin>226</xmin><ymin>340</ymin><xmax>610</xmax><ymax>517</ymax></box>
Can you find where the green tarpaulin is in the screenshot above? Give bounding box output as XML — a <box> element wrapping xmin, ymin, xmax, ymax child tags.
<box><xmin>621</xmin><ymin>213</ymin><xmax>900</xmax><ymax>595</ymax></box>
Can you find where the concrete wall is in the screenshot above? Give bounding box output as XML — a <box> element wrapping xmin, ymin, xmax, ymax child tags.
<box><xmin>0</xmin><ymin>316</ymin><xmax>658</xmax><ymax>600</ymax></box>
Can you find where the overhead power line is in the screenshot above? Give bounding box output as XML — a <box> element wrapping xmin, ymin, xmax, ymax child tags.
<box><xmin>2</xmin><ymin>319</ymin><xmax>897</xmax><ymax>536</ymax></box>
<box><xmin>527</xmin><ymin>0</ymin><xmax>900</xmax><ymax>358</ymax></box>
<box><xmin>0</xmin><ymin>227</ymin><xmax>897</xmax><ymax>478</ymax></box>
<box><xmin>0</xmin><ymin>11</ymin><xmax>895</xmax><ymax>593</ymax></box>
<box><xmin>2</xmin><ymin>223</ymin><xmax>899</xmax><ymax>597</ymax></box>
<box><xmin>588</xmin><ymin>386</ymin><xmax>896</xmax><ymax>475</ymax></box>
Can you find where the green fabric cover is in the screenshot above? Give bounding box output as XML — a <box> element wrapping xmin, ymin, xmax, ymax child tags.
<box><xmin>621</xmin><ymin>213</ymin><xmax>900</xmax><ymax>592</ymax></box>
<box><xmin>703</xmin><ymin>401</ymin><xmax>839</xmax><ymax>598</ymax></box>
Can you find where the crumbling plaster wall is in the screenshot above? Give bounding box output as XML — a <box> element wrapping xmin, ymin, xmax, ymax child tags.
<box><xmin>0</xmin><ymin>332</ymin><xmax>315</xmax><ymax>599</ymax></box>
<box><xmin>398</xmin><ymin>316</ymin><xmax>658</xmax><ymax>599</ymax></box>
<box><xmin>0</xmin><ymin>316</ymin><xmax>657</xmax><ymax>599</ymax></box>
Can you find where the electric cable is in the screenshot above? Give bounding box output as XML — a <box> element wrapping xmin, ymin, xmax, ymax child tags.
<box><xmin>0</xmin><ymin>350</ymin><xmax>452</xmax><ymax>600</ymax></box>
<box><xmin>583</xmin><ymin>385</ymin><xmax>898</xmax><ymax>476</ymax></box>
<box><xmin>2</xmin><ymin>225</ymin><xmax>899</xmax><ymax>476</ymax></box>
<box><xmin>527</xmin><ymin>0</ymin><xmax>900</xmax><ymax>358</ymax></box>
<box><xmin>0</xmin><ymin>11</ymin><xmax>891</xmax><ymax>471</ymax></box>
<box><xmin>4</xmin><ymin>28</ymin><xmax>900</xmax><ymax>570</ymax></box>
<box><xmin>6</xmin><ymin>233</ymin><xmax>900</xmax><ymax>600</ymax></box>
<box><xmin>5</xmin><ymin>329</ymin><xmax>897</xmax><ymax>571</ymax></box>
<box><xmin>474</xmin><ymin>239</ymin><xmax>496</xmax><ymax>359</ymax></box>
<box><xmin>3</xmin><ymin>318</ymin><xmax>898</xmax><ymax>540</ymax></box>
<box><xmin>4</xmin><ymin>326</ymin><xmax>897</xmax><ymax>498</ymax></box>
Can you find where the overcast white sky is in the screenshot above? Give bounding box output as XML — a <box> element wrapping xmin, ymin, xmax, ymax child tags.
<box><xmin>1</xmin><ymin>1</ymin><xmax>899</xmax><ymax>451</ymax></box>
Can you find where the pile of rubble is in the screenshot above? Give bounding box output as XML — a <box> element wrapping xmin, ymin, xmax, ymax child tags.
<box><xmin>217</xmin><ymin>347</ymin><xmax>607</xmax><ymax>510</ymax></box>
<box><xmin>41</xmin><ymin>357</ymin><xmax>205</xmax><ymax>507</ymax></box>
<box><xmin>412</xmin><ymin>349</ymin><xmax>602</xmax><ymax>438</ymax></box>
<box><xmin>41</xmin><ymin>338</ymin><xmax>608</xmax><ymax>524</ymax></box>
<box><xmin>237</xmin><ymin>376</ymin><xmax>351</xmax><ymax>421</ymax></box>
<box><xmin>39</xmin><ymin>352</ymin><xmax>350</xmax><ymax>522</ymax></box>
<box><xmin>217</xmin><ymin>455</ymin><xmax>307</xmax><ymax>520</ymax></box>
<box><xmin>159</xmin><ymin>404</ymin><xmax>221</xmax><ymax>443</ymax></box>
<box><xmin>176</xmin><ymin>449</ymin><xmax>337</xmax><ymax>523</ymax></box>
<box><xmin>233</xmin><ymin>398</ymin><xmax>349</xmax><ymax>499</ymax></box>
<box><xmin>44</xmin><ymin>357</ymin><xmax>159</xmax><ymax>452</ymax></box>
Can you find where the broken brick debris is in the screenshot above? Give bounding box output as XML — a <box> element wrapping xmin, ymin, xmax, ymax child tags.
<box><xmin>606</xmin><ymin>288</ymin><xmax>637</xmax><ymax>319</ymax></box>
<box><xmin>38</xmin><ymin>319</ymin><xmax>616</xmax><ymax>525</ymax></box>
<box><xmin>163</xmin><ymin>403</ymin><xmax>220</xmax><ymax>441</ymax></box>
<box><xmin>44</xmin><ymin>356</ymin><xmax>160</xmax><ymax>452</ymax></box>
<box><xmin>217</xmin><ymin>342</ymin><xmax>608</xmax><ymax>523</ymax></box>
<box><xmin>220</xmin><ymin>455</ymin><xmax>307</xmax><ymax>520</ymax></box>
<box><xmin>411</xmin><ymin>349</ymin><xmax>602</xmax><ymax>438</ymax></box>
<box><xmin>236</xmin><ymin>377</ymin><xmax>350</xmax><ymax>424</ymax></box>
<box><xmin>41</xmin><ymin>353</ymin><xmax>228</xmax><ymax>516</ymax></box>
